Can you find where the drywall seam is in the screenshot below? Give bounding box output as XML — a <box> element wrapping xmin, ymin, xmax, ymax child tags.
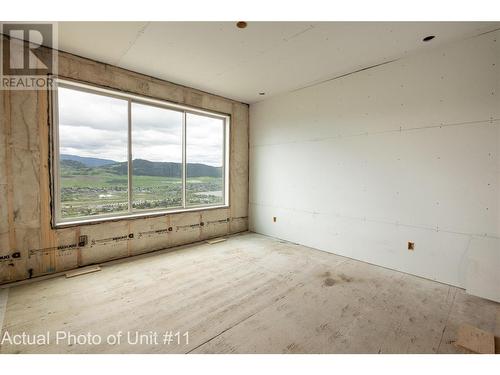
<box><xmin>474</xmin><ymin>27</ymin><xmax>500</xmax><ymax>37</ymax></box>
<box><xmin>249</xmin><ymin>29</ymin><xmax>499</xmax><ymax>300</ymax></box>
<box><xmin>251</xmin><ymin>118</ymin><xmax>499</xmax><ymax>148</ymax></box>
<box><xmin>42</xmin><ymin>50</ymin><xmax>250</xmax><ymax>106</ymax></box>
<box><xmin>288</xmin><ymin>26</ymin><xmax>500</xmax><ymax>98</ymax></box>
<box><xmin>213</xmin><ymin>25</ymin><xmax>317</xmax><ymax>81</ymax></box>
<box><xmin>283</xmin><ymin>24</ymin><xmax>315</xmax><ymax>42</ymax></box>
<box><xmin>292</xmin><ymin>58</ymin><xmax>399</xmax><ymax>93</ymax></box>
<box><xmin>116</xmin><ymin>22</ymin><xmax>151</xmax><ymax>66</ymax></box>
<box><xmin>250</xmin><ymin>201</ymin><xmax>499</xmax><ymax>240</ymax></box>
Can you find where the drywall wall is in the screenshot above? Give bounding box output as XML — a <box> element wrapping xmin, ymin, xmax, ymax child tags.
<box><xmin>0</xmin><ymin>39</ymin><xmax>249</xmax><ymax>283</ymax></box>
<box><xmin>249</xmin><ymin>31</ymin><xmax>500</xmax><ymax>302</ymax></box>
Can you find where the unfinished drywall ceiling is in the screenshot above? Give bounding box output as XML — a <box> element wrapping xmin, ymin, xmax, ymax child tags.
<box><xmin>249</xmin><ymin>30</ymin><xmax>500</xmax><ymax>302</ymax></box>
<box><xmin>56</xmin><ymin>22</ymin><xmax>500</xmax><ymax>103</ymax></box>
<box><xmin>0</xmin><ymin>41</ymin><xmax>249</xmax><ymax>283</ymax></box>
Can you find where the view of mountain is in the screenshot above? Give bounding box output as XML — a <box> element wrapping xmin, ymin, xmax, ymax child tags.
<box><xmin>60</xmin><ymin>155</ymin><xmax>222</xmax><ymax>178</ymax></box>
<box><xmin>60</xmin><ymin>154</ymin><xmax>117</xmax><ymax>167</ymax></box>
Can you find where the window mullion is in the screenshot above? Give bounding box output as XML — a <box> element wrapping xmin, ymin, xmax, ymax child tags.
<box><xmin>182</xmin><ymin>111</ymin><xmax>187</xmax><ymax>208</ymax></box>
<box><xmin>54</xmin><ymin>79</ymin><xmax>229</xmax><ymax>226</ymax></box>
<box><xmin>127</xmin><ymin>99</ymin><xmax>133</xmax><ymax>213</ymax></box>
<box><xmin>223</xmin><ymin>117</ymin><xmax>228</xmax><ymax>206</ymax></box>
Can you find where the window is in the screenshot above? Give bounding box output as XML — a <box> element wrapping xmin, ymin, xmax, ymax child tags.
<box><xmin>53</xmin><ymin>80</ymin><xmax>229</xmax><ymax>225</ymax></box>
<box><xmin>186</xmin><ymin>113</ymin><xmax>225</xmax><ymax>207</ymax></box>
<box><xmin>131</xmin><ymin>103</ymin><xmax>183</xmax><ymax>210</ymax></box>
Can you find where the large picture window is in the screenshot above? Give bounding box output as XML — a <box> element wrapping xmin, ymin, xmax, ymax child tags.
<box><xmin>53</xmin><ymin>80</ymin><xmax>229</xmax><ymax>225</ymax></box>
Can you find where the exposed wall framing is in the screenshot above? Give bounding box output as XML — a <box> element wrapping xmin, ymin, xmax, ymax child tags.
<box><xmin>0</xmin><ymin>38</ymin><xmax>249</xmax><ymax>283</ymax></box>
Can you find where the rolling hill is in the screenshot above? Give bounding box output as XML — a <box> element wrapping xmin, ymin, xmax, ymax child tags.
<box><xmin>60</xmin><ymin>155</ymin><xmax>222</xmax><ymax>178</ymax></box>
<box><xmin>60</xmin><ymin>154</ymin><xmax>117</xmax><ymax>167</ymax></box>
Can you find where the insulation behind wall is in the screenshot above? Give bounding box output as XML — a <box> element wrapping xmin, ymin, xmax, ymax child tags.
<box><xmin>0</xmin><ymin>39</ymin><xmax>249</xmax><ymax>283</ymax></box>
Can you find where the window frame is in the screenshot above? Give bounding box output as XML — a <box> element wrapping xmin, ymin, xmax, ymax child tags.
<box><xmin>51</xmin><ymin>78</ymin><xmax>230</xmax><ymax>227</ymax></box>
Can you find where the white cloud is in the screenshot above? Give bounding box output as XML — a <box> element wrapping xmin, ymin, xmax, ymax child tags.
<box><xmin>59</xmin><ymin>125</ymin><xmax>128</xmax><ymax>161</ymax></box>
<box><xmin>58</xmin><ymin>87</ymin><xmax>225</xmax><ymax>166</ymax></box>
<box><xmin>58</xmin><ymin>87</ymin><xmax>128</xmax><ymax>131</ymax></box>
<box><xmin>186</xmin><ymin>113</ymin><xmax>224</xmax><ymax>166</ymax></box>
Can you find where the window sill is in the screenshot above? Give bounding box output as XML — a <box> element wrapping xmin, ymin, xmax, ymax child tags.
<box><xmin>53</xmin><ymin>204</ymin><xmax>230</xmax><ymax>229</ymax></box>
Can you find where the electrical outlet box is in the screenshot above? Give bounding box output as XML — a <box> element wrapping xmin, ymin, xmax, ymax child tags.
<box><xmin>273</xmin><ymin>216</ymin><xmax>277</xmax><ymax>222</ymax></box>
<box><xmin>408</xmin><ymin>241</ymin><xmax>415</xmax><ymax>251</ymax></box>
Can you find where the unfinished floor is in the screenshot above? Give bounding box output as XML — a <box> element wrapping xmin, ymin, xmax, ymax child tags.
<box><xmin>0</xmin><ymin>232</ymin><xmax>498</xmax><ymax>354</ymax></box>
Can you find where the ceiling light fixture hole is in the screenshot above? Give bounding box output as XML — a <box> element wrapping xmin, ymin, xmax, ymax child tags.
<box><xmin>423</xmin><ymin>35</ymin><xmax>435</xmax><ymax>42</ymax></box>
<box><xmin>259</xmin><ymin>92</ymin><xmax>266</xmax><ymax>96</ymax></box>
<box><xmin>236</xmin><ymin>21</ymin><xmax>247</xmax><ymax>29</ymax></box>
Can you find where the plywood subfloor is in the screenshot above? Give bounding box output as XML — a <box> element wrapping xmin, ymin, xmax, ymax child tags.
<box><xmin>0</xmin><ymin>232</ymin><xmax>498</xmax><ymax>354</ymax></box>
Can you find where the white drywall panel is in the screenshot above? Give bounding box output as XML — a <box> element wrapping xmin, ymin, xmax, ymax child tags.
<box><xmin>465</xmin><ymin>237</ymin><xmax>500</xmax><ymax>302</ymax></box>
<box><xmin>250</xmin><ymin>31</ymin><xmax>500</xmax><ymax>301</ymax></box>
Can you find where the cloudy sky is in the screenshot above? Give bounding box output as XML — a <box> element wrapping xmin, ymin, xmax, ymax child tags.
<box><xmin>58</xmin><ymin>87</ymin><xmax>224</xmax><ymax>166</ymax></box>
